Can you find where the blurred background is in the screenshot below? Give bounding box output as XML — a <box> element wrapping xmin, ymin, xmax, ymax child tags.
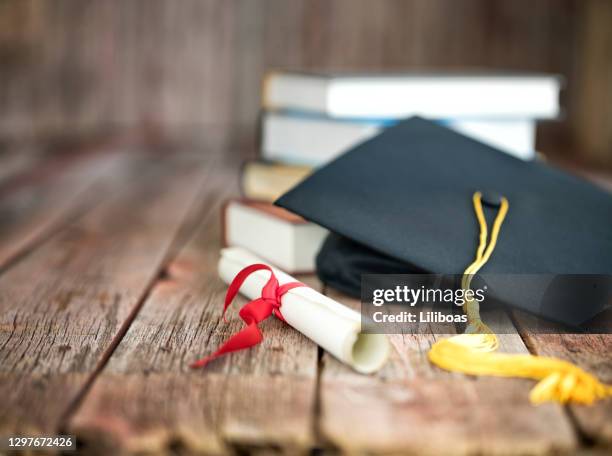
<box><xmin>0</xmin><ymin>0</ymin><xmax>611</xmax><ymax>168</ymax></box>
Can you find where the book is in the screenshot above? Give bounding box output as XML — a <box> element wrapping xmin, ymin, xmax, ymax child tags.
<box><xmin>241</xmin><ymin>160</ymin><xmax>313</xmax><ymax>202</ymax></box>
<box><xmin>261</xmin><ymin>111</ymin><xmax>537</xmax><ymax>165</ymax></box>
<box><xmin>223</xmin><ymin>199</ymin><xmax>328</xmax><ymax>273</ymax></box>
<box><xmin>262</xmin><ymin>71</ymin><xmax>562</xmax><ymax>120</ymax></box>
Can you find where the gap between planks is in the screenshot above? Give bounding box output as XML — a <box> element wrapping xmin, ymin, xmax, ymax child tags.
<box><xmin>512</xmin><ymin>311</ymin><xmax>612</xmax><ymax>448</ymax></box>
<box><xmin>0</xmin><ymin>152</ymin><xmax>218</xmax><ymax>439</ymax></box>
<box><xmin>68</xmin><ymin>166</ymin><xmax>320</xmax><ymax>454</ymax></box>
<box><xmin>316</xmin><ymin>291</ymin><xmax>578</xmax><ymax>456</ymax></box>
<box><xmin>57</xmin><ymin>155</ymin><xmax>226</xmax><ymax>431</ymax></box>
<box><xmin>5</xmin><ymin>151</ymin><xmax>606</xmax><ymax>454</ymax></box>
<box><xmin>0</xmin><ymin>151</ymin><xmax>133</xmax><ymax>273</ymax></box>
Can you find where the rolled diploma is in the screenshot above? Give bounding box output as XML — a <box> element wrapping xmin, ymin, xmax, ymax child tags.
<box><xmin>218</xmin><ymin>247</ymin><xmax>390</xmax><ymax>373</ymax></box>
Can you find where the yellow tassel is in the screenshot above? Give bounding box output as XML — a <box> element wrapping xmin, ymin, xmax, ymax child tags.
<box><xmin>427</xmin><ymin>192</ymin><xmax>612</xmax><ymax>405</ymax></box>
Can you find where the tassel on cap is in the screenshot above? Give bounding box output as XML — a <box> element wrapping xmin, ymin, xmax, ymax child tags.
<box><xmin>427</xmin><ymin>192</ymin><xmax>612</xmax><ymax>405</ymax></box>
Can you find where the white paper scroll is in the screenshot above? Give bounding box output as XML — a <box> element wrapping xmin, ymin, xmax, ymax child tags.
<box><xmin>218</xmin><ymin>247</ymin><xmax>390</xmax><ymax>373</ymax></box>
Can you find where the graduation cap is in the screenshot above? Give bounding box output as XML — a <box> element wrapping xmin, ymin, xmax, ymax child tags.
<box><xmin>275</xmin><ymin>117</ymin><xmax>612</xmax><ymax>328</ymax></box>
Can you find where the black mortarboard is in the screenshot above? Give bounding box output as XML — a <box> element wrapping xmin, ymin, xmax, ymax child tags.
<box><xmin>275</xmin><ymin>117</ymin><xmax>612</xmax><ymax>327</ymax></box>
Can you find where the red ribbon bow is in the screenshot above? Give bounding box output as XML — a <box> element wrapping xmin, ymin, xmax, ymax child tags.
<box><xmin>190</xmin><ymin>263</ymin><xmax>304</xmax><ymax>369</ymax></box>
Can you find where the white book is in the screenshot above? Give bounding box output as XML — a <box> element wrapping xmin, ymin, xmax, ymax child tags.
<box><xmin>224</xmin><ymin>199</ymin><xmax>328</xmax><ymax>273</ymax></box>
<box><xmin>263</xmin><ymin>71</ymin><xmax>562</xmax><ymax>120</ymax></box>
<box><xmin>262</xmin><ymin>112</ymin><xmax>537</xmax><ymax>165</ymax></box>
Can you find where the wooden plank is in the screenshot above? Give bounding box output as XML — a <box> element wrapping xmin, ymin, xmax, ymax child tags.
<box><xmin>513</xmin><ymin>311</ymin><xmax>612</xmax><ymax>446</ymax></box>
<box><xmin>0</xmin><ymin>153</ymin><xmax>208</xmax><ymax>436</ymax></box>
<box><xmin>69</xmin><ymin>166</ymin><xmax>319</xmax><ymax>454</ymax></box>
<box><xmin>0</xmin><ymin>0</ymin><xmax>581</xmax><ymax>158</ymax></box>
<box><xmin>0</xmin><ymin>151</ymin><xmax>132</xmax><ymax>270</ymax></box>
<box><xmin>0</xmin><ymin>148</ymin><xmax>44</xmax><ymax>186</ymax></box>
<box><xmin>318</xmin><ymin>291</ymin><xmax>577</xmax><ymax>455</ymax></box>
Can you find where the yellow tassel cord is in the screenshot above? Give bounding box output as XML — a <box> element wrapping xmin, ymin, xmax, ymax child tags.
<box><xmin>427</xmin><ymin>192</ymin><xmax>612</xmax><ymax>405</ymax></box>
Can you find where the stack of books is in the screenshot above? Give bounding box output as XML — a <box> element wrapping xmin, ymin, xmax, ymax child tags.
<box><xmin>225</xmin><ymin>71</ymin><xmax>562</xmax><ymax>273</ymax></box>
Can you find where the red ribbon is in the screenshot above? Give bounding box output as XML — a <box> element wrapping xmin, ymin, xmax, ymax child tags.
<box><xmin>190</xmin><ymin>263</ymin><xmax>304</xmax><ymax>369</ymax></box>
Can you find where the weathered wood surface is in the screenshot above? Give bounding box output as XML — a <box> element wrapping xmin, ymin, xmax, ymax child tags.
<box><xmin>0</xmin><ymin>148</ymin><xmax>44</xmax><ymax>186</ymax></box>
<box><xmin>318</xmin><ymin>292</ymin><xmax>577</xmax><ymax>455</ymax></box>
<box><xmin>0</xmin><ymin>151</ymin><xmax>610</xmax><ymax>455</ymax></box>
<box><xmin>514</xmin><ymin>312</ymin><xmax>612</xmax><ymax>447</ymax></box>
<box><xmin>69</xmin><ymin>165</ymin><xmax>319</xmax><ymax>454</ymax></box>
<box><xmin>0</xmin><ymin>153</ymin><xmax>208</xmax><ymax>436</ymax></box>
<box><xmin>0</xmin><ymin>151</ymin><xmax>130</xmax><ymax>270</ymax></box>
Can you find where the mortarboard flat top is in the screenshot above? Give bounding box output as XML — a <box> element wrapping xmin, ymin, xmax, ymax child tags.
<box><xmin>275</xmin><ymin>117</ymin><xmax>612</xmax><ymax>326</ymax></box>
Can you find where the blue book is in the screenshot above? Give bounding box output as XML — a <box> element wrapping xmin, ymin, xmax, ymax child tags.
<box><xmin>262</xmin><ymin>110</ymin><xmax>537</xmax><ymax>166</ymax></box>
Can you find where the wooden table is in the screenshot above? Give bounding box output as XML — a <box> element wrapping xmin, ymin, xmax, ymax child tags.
<box><xmin>0</xmin><ymin>143</ymin><xmax>610</xmax><ymax>455</ymax></box>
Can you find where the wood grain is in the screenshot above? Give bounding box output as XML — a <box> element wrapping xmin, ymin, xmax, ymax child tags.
<box><xmin>513</xmin><ymin>311</ymin><xmax>612</xmax><ymax>446</ymax></box>
<box><xmin>318</xmin><ymin>292</ymin><xmax>577</xmax><ymax>455</ymax></box>
<box><xmin>0</xmin><ymin>0</ymin><xmax>602</xmax><ymax>163</ymax></box>
<box><xmin>69</xmin><ymin>166</ymin><xmax>320</xmax><ymax>454</ymax></box>
<box><xmin>0</xmin><ymin>148</ymin><xmax>44</xmax><ymax>186</ymax></box>
<box><xmin>0</xmin><ymin>154</ymin><xmax>208</xmax><ymax>436</ymax></box>
<box><xmin>572</xmin><ymin>0</ymin><xmax>612</xmax><ymax>167</ymax></box>
<box><xmin>0</xmin><ymin>150</ymin><xmax>609</xmax><ymax>454</ymax></box>
<box><xmin>0</xmin><ymin>151</ymin><xmax>132</xmax><ymax>270</ymax></box>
